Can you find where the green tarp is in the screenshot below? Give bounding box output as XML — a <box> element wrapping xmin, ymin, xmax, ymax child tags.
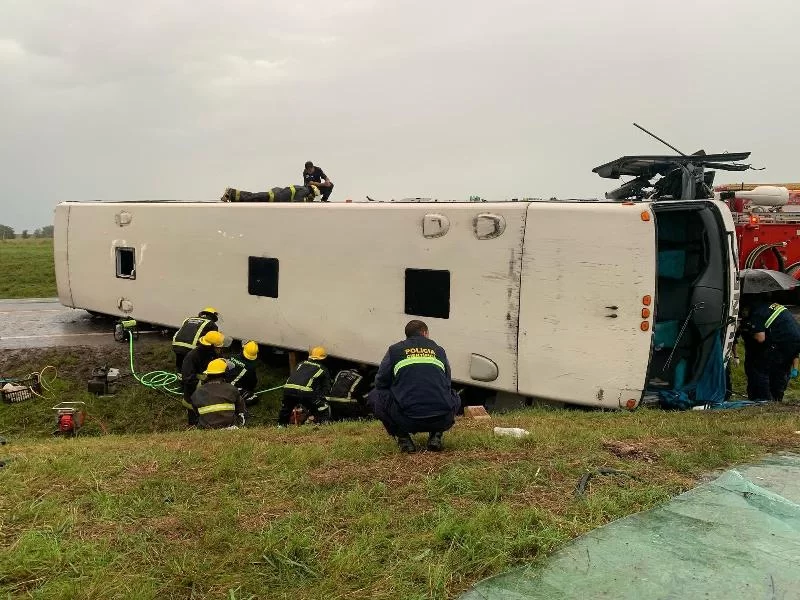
<box><xmin>460</xmin><ymin>454</ymin><xmax>800</xmax><ymax>599</ymax></box>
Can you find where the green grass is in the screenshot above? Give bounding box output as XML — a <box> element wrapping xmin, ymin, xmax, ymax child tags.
<box><xmin>1</xmin><ymin>344</ymin><xmax>800</xmax><ymax>599</ymax></box>
<box><xmin>0</xmin><ymin>238</ymin><xmax>56</xmax><ymax>299</ymax></box>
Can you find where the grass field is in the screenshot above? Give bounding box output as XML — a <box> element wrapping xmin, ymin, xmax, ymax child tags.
<box><xmin>0</xmin><ymin>238</ymin><xmax>56</xmax><ymax>299</ymax></box>
<box><xmin>1</xmin><ymin>342</ymin><xmax>800</xmax><ymax>599</ymax></box>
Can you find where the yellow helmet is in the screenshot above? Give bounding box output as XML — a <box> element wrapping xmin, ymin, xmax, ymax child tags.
<box><xmin>309</xmin><ymin>346</ymin><xmax>327</xmax><ymax>360</ymax></box>
<box><xmin>199</xmin><ymin>330</ymin><xmax>225</xmax><ymax>347</ymax></box>
<box><xmin>243</xmin><ymin>340</ymin><xmax>259</xmax><ymax>360</ymax></box>
<box><xmin>204</xmin><ymin>358</ymin><xmax>228</xmax><ymax>375</ymax></box>
<box><xmin>200</xmin><ymin>307</ymin><xmax>220</xmax><ymax>319</ymax></box>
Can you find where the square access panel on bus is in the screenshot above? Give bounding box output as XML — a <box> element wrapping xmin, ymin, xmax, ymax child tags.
<box><xmin>248</xmin><ymin>257</ymin><xmax>279</xmax><ymax>298</ymax></box>
<box><xmin>405</xmin><ymin>268</ymin><xmax>450</xmax><ymax>319</ymax></box>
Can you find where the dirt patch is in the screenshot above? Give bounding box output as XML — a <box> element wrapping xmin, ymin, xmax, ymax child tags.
<box><xmin>602</xmin><ymin>440</ymin><xmax>660</xmax><ymax>463</ymax></box>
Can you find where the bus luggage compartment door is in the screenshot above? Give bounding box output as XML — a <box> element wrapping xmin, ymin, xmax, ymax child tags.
<box><xmin>517</xmin><ymin>204</ymin><xmax>656</xmax><ymax>408</ymax></box>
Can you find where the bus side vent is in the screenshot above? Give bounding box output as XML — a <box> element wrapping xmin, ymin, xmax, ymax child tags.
<box><xmin>422</xmin><ymin>214</ymin><xmax>450</xmax><ymax>238</ymax></box>
<box><xmin>474</xmin><ymin>213</ymin><xmax>506</xmax><ymax>240</ymax></box>
<box><xmin>115</xmin><ymin>211</ymin><xmax>132</xmax><ymax>227</ymax></box>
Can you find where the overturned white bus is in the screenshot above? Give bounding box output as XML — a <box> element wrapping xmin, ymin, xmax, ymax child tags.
<box><xmin>53</xmin><ymin>186</ymin><xmax>740</xmax><ymax>410</ymax></box>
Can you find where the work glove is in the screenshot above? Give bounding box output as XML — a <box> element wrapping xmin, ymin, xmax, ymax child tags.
<box><xmin>791</xmin><ymin>368</ymin><xmax>799</xmax><ymax>379</ymax></box>
<box><xmin>238</xmin><ymin>412</ymin><xmax>246</xmax><ymax>427</ymax></box>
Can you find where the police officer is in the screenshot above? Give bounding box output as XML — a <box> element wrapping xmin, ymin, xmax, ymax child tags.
<box><xmin>225</xmin><ymin>340</ymin><xmax>260</xmax><ymax>405</ymax></box>
<box><xmin>181</xmin><ymin>330</ymin><xmax>226</xmax><ymax>425</ymax></box>
<box><xmin>191</xmin><ymin>359</ymin><xmax>246</xmax><ymax>429</ymax></box>
<box><xmin>172</xmin><ymin>308</ymin><xmax>220</xmax><ymax>371</ymax></box>
<box><xmin>278</xmin><ymin>346</ymin><xmax>332</xmax><ymax>425</ymax></box>
<box><xmin>368</xmin><ymin>320</ymin><xmax>460</xmax><ymax>453</ymax></box>
<box><xmin>740</xmin><ymin>298</ymin><xmax>800</xmax><ymax>401</ymax></box>
<box><xmin>303</xmin><ymin>161</ymin><xmax>334</xmax><ymax>202</ymax></box>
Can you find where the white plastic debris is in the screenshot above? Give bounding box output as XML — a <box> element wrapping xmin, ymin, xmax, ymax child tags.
<box><xmin>493</xmin><ymin>427</ymin><xmax>530</xmax><ymax>438</ymax></box>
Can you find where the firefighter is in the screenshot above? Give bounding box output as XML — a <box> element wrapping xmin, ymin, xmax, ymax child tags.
<box><xmin>225</xmin><ymin>340</ymin><xmax>260</xmax><ymax>406</ymax></box>
<box><xmin>367</xmin><ymin>320</ymin><xmax>460</xmax><ymax>453</ymax></box>
<box><xmin>740</xmin><ymin>298</ymin><xmax>800</xmax><ymax>401</ymax></box>
<box><xmin>172</xmin><ymin>307</ymin><xmax>220</xmax><ymax>371</ymax></box>
<box><xmin>191</xmin><ymin>359</ymin><xmax>246</xmax><ymax>429</ymax></box>
<box><xmin>220</xmin><ymin>185</ymin><xmax>321</xmax><ymax>203</ymax></box>
<box><xmin>303</xmin><ymin>161</ymin><xmax>334</xmax><ymax>202</ymax></box>
<box><xmin>278</xmin><ymin>346</ymin><xmax>332</xmax><ymax>425</ymax></box>
<box><xmin>181</xmin><ymin>330</ymin><xmax>226</xmax><ymax>425</ymax></box>
<box><xmin>326</xmin><ymin>365</ymin><xmax>374</xmax><ymax>421</ymax></box>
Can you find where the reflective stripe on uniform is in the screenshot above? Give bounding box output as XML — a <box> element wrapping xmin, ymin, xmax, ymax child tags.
<box><xmin>284</xmin><ymin>383</ymin><xmax>313</xmax><ymax>392</ymax></box>
<box><xmin>393</xmin><ymin>356</ymin><xmax>445</xmax><ymax>376</ymax></box>
<box><xmin>289</xmin><ymin>185</ymin><xmax>296</xmax><ymax>202</ymax></box>
<box><xmin>284</xmin><ymin>362</ymin><xmax>323</xmax><ymax>392</ymax></box>
<box><xmin>172</xmin><ymin>318</ymin><xmax>211</xmax><ymax>350</ymax></box>
<box><xmin>197</xmin><ymin>403</ymin><xmax>236</xmax><ymax>415</ymax></box>
<box><xmin>765</xmin><ymin>304</ymin><xmax>787</xmax><ymax>328</ymax></box>
<box><xmin>268</xmin><ymin>190</ymin><xmax>275</xmax><ymax>202</ymax></box>
<box><xmin>235</xmin><ymin>190</ymin><xmax>241</xmax><ymax>202</ymax></box>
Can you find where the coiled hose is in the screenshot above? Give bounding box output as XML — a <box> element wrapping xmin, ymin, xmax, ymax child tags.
<box><xmin>126</xmin><ymin>333</ymin><xmax>283</xmax><ymax>397</ymax></box>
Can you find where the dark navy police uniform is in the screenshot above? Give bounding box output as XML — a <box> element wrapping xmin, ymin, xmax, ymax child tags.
<box><xmin>742</xmin><ymin>302</ymin><xmax>800</xmax><ymax>401</ymax></box>
<box><xmin>303</xmin><ymin>166</ymin><xmax>333</xmax><ymax>202</ymax></box>
<box><xmin>367</xmin><ymin>335</ymin><xmax>460</xmax><ymax>436</ymax></box>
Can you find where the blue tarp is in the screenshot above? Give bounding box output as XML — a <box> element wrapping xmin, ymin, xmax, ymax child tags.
<box><xmin>658</xmin><ymin>333</ymin><xmax>726</xmax><ymax>410</ymax></box>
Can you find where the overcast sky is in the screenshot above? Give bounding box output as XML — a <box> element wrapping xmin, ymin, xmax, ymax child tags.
<box><xmin>1</xmin><ymin>0</ymin><xmax>798</xmax><ymax>229</ymax></box>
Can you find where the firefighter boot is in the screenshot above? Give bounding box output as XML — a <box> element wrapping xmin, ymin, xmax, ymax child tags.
<box><xmin>427</xmin><ymin>432</ymin><xmax>444</xmax><ymax>452</ymax></box>
<box><xmin>396</xmin><ymin>434</ymin><xmax>416</xmax><ymax>453</ymax></box>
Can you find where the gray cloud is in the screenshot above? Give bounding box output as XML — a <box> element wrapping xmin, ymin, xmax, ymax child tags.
<box><xmin>1</xmin><ymin>0</ymin><xmax>799</xmax><ymax>229</ymax></box>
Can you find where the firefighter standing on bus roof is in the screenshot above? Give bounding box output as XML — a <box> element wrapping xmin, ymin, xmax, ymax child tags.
<box><xmin>740</xmin><ymin>297</ymin><xmax>800</xmax><ymax>402</ymax></box>
<box><xmin>172</xmin><ymin>308</ymin><xmax>220</xmax><ymax>372</ymax></box>
<box><xmin>278</xmin><ymin>346</ymin><xmax>332</xmax><ymax>425</ymax></box>
<box><xmin>181</xmin><ymin>331</ymin><xmax>226</xmax><ymax>425</ymax></box>
<box><xmin>192</xmin><ymin>358</ymin><xmax>246</xmax><ymax>429</ymax></box>
<box><xmin>225</xmin><ymin>340</ymin><xmax>260</xmax><ymax>406</ymax></box>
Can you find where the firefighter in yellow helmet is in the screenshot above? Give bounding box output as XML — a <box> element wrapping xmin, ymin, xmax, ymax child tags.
<box><xmin>224</xmin><ymin>340</ymin><xmax>260</xmax><ymax>405</ymax></box>
<box><xmin>191</xmin><ymin>358</ymin><xmax>246</xmax><ymax>429</ymax></box>
<box><xmin>172</xmin><ymin>307</ymin><xmax>220</xmax><ymax>371</ymax></box>
<box><xmin>279</xmin><ymin>346</ymin><xmax>332</xmax><ymax>425</ymax></box>
<box><xmin>181</xmin><ymin>330</ymin><xmax>225</xmax><ymax>425</ymax></box>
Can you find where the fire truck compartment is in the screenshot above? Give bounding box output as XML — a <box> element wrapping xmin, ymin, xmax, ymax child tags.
<box><xmin>648</xmin><ymin>204</ymin><xmax>727</xmax><ymax>391</ymax></box>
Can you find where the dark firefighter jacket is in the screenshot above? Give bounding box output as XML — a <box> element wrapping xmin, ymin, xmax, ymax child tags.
<box><xmin>172</xmin><ymin>317</ymin><xmax>218</xmax><ymax>354</ymax></box>
<box><xmin>191</xmin><ymin>380</ymin><xmax>245</xmax><ymax>429</ymax></box>
<box><xmin>222</xmin><ymin>185</ymin><xmax>319</xmax><ymax>203</ymax></box>
<box><xmin>284</xmin><ymin>360</ymin><xmax>332</xmax><ymax>397</ymax></box>
<box><xmin>181</xmin><ymin>345</ymin><xmax>218</xmax><ymax>408</ymax></box>
<box><xmin>374</xmin><ymin>335</ymin><xmax>458</xmax><ymax>419</ymax></box>
<box><xmin>225</xmin><ymin>355</ymin><xmax>258</xmax><ymax>393</ymax></box>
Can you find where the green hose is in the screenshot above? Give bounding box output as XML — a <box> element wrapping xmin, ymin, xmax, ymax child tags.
<box><xmin>126</xmin><ymin>333</ymin><xmax>283</xmax><ymax>397</ymax></box>
<box><xmin>128</xmin><ymin>333</ymin><xmax>182</xmax><ymax>395</ymax></box>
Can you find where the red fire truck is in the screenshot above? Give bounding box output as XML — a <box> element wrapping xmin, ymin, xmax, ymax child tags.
<box><xmin>714</xmin><ymin>183</ymin><xmax>800</xmax><ymax>278</ymax></box>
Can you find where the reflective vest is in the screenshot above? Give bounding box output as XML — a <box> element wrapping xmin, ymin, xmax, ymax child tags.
<box><xmin>285</xmin><ymin>361</ymin><xmax>326</xmax><ymax>393</ymax></box>
<box><xmin>172</xmin><ymin>317</ymin><xmax>213</xmax><ymax>351</ymax></box>
<box><xmin>765</xmin><ymin>303</ymin><xmax>787</xmax><ymax>329</ymax></box>
<box><xmin>328</xmin><ymin>369</ymin><xmax>363</xmax><ymax>401</ymax></box>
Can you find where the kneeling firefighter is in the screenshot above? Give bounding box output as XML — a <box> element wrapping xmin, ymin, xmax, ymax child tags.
<box><xmin>181</xmin><ymin>330</ymin><xmax>226</xmax><ymax>425</ymax></box>
<box><xmin>225</xmin><ymin>340</ymin><xmax>260</xmax><ymax>406</ymax></box>
<box><xmin>278</xmin><ymin>346</ymin><xmax>332</xmax><ymax>425</ymax></box>
<box><xmin>172</xmin><ymin>307</ymin><xmax>220</xmax><ymax>371</ymax></box>
<box><xmin>191</xmin><ymin>359</ymin><xmax>247</xmax><ymax>429</ymax></box>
